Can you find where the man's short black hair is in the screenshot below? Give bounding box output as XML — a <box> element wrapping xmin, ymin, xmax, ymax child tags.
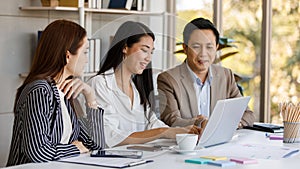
<box><xmin>183</xmin><ymin>17</ymin><xmax>220</xmax><ymax>46</ymax></box>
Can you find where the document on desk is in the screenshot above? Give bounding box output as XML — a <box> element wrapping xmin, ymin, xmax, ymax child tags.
<box><xmin>210</xmin><ymin>143</ymin><xmax>299</xmax><ymax>160</ymax></box>
<box><xmin>59</xmin><ymin>154</ymin><xmax>153</xmax><ymax>168</ymax></box>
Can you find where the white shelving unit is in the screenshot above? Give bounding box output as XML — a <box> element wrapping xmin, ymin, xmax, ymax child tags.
<box><xmin>18</xmin><ymin>4</ymin><xmax>172</xmax><ymax>78</ymax></box>
<box><xmin>19</xmin><ymin>6</ymin><xmax>166</xmax><ymax>27</ymax></box>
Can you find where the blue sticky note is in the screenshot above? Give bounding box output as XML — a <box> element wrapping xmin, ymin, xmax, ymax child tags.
<box><xmin>185</xmin><ymin>158</ymin><xmax>212</xmax><ymax>164</ymax></box>
<box><xmin>207</xmin><ymin>160</ymin><xmax>236</xmax><ymax>167</ymax></box>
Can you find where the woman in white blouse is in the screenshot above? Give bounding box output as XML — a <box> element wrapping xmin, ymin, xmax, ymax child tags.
<box><xmin>88</xmin><ymin>21</ymin><xmax>201</xmax><ymax>148</ymax></box>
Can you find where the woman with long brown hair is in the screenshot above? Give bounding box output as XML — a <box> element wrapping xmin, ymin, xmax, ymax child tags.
<box><xmin>6</xmin><ymin>19</ymin><xmax>105</xmax><ymax>166</ymax></box>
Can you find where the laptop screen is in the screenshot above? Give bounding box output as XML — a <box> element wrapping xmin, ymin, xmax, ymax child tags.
<box><xmin>197</xmin><ymin>96</ymin><xmax>251</xmax><ymax>148</ymax></box>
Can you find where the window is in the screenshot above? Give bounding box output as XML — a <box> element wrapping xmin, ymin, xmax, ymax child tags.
<box><xmin>270</xmin><ymin>0</ymin><xmax>300</xmax><ymax>124</ymax></box>
<box><xmin>222</xmin><ymin>0</ymin><xmax>262</xmax><ymax>122</ymax></box>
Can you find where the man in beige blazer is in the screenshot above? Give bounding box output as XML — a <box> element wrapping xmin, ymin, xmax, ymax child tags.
<box><xmin>157</xmin><ymin>17</ymin><xmax>255</xmax><ymax>128</ymax></box>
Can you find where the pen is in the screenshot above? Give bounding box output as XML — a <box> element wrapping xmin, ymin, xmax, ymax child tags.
<box><xmin>128</xmin><ymin>160</ymin><xmax>154</xmax><ymax>167</ymax></box>
<box><xmin>282</xmin><ymin>149</ymin><xmax>299</xmax><ymax>158</ymax></box>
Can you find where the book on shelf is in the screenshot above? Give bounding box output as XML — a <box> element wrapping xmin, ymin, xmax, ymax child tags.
<box><xmin>88</xmin><ymin>0</ymin><xmax>102</xmax><ymax>9</ymax></box>
<box><xmin>108</xmin><ymin>0</ymin><xmax>133</xmax><ymax>10</ymax></box>
<box><xmin>137</xmin><ymin>0</ymin><xmax>143</xmax><ymax>11</ymax></box>
<box><xmin>101</xmin><ymin>0</ymin><xmax>110</xmax><ymax>8</ymax></box>
<box><xmin>86</xmin><ymin>38</ymin><xmax>101</xmax><ymax>73</ymax></box>
<box><xmin>129</xmin><ymin>0</ymin><xmax>143</xmax><ymax>11</ymax></box>
<box><xmin>131</xmin><ymin>0</ymin><xmax>137</xmax><ymax>10</ymax></box>
<box><xmin>88</xmin><ymin>39</ymin><xmax>95</xmax><ymax>73</ymax></box>
<box><xmin>94</xmin><ymin>38</ymin><xmax>101</xmax><ymax>72</ymax></box>
<box><xmin>142</xmin><ymin>0</ymin><xmax>147</xmax><ymax>11</ymax></box>
<box><xmin>97</xmin><ymin>0</ymin><xmax>102</xmax><ymax>9</ymax></box>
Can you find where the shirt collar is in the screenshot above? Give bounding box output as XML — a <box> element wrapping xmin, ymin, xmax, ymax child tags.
<box><xmin>105</xmin><ymin>68</ymin><xmax>135</xmax><ymax>94</ymax></box>
<box><xmin>185</xmin><ymin>62</ymin><xmax>213</xmax><ymax>85</ymax></box>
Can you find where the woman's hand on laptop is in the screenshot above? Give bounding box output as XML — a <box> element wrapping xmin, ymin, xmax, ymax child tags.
<box><xmin>185</xmin><ymin>125</ymin><xmax>202</xmax><ymax>143</ymax></box>
<box><xmin>162</xmin><ymin>125</ymin><xmax>202</xmax><ymax>139</ymax></box>
<box><xmin>185</xmin><ymin>125</ymin><xmax>202</xmax><ymax>135</ymax></box>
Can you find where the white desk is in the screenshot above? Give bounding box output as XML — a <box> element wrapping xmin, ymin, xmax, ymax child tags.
<box><xmin>4</xmin><ymin>129</ymin><xmax>300</xmax><ymax>169</ymax></box>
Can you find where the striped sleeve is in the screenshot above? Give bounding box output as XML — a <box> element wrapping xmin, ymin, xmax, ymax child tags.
<box><xmin>79</xmin><ymin>107</ymin><xmax>105</xmax><ymax>150</ymax></box>
<box><xmin>22</xmin><ymin>86</ymin><xmax>79</xmax><ymax>162</ymax></box>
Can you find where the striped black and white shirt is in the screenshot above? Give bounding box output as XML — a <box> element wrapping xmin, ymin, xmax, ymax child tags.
<box><xmin>6</xmin><ymin>80</ymin><xmax>105</xmax><ymax>166</ymax></box>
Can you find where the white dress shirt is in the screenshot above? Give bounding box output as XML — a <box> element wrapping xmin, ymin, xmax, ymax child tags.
<box><xmin>88</xmin><ymin>68</ymin><xmax>168</xmax><ymax>147</ymax></box>
<box><xmin>186</xmin><ymin>63</ymin><xmax>212</xmax><ymax>118</ymax></box>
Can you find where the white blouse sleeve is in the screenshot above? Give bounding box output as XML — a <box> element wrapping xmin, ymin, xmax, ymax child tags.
<box><xmin>146</xmin><ymin>107</ymin><xmax>169</xmax><ymax>130</ymax></box>
<box><xmin>88</xmin><ymin>75</ymin><xmax>132</xmax><ymax>148</ymax></box>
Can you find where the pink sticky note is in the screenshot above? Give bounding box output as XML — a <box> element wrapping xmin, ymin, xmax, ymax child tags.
<box><xmin>230</xmin><ymin>157</ymin><xmax>258</xmax><ymax>164</ymax></box>
<box><xmin>269</xmin><ymin>135</ymin><xmax>283</xmax><ymax>140</ymax></box>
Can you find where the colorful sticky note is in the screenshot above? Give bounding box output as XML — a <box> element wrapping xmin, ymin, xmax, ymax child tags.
<box><xmin>185</xmin><ymin>158</ymin><xmax>212</xmax><ymax>164</ymax></box>
<box><xmin>269</xmin><ymin>135</ymin><xmax>283</xmax><ymax>140</ymax></box>
<box><xmin>207</xmin><ymin>160</ymin><xmax>236</xmax><ymax>167</ymax></box>
<box><xmin>200</xmin><ymin>156</ymin><xmax>227</xmax><ymax>161</ymax></box>
<box><xmin>230</xmin><ymin>157</ymin><xmax>258</xmax><ymax>164</ymax></box>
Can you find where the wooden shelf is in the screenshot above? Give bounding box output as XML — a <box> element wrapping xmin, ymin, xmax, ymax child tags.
<box><xmin>19</xmin><ymin>6</ymin><xmax>165</xmax><ymax>16</ymax></box>
<box><xmin>19</xmin><ymin>6</ymin><xmax>78</xmax><ymax>11</ymax></box>
<box><xmin>84</xmin><ymin>8</ymin><xmax>164</xmax><ymax>16</ymax></box>
<box><xmin>19</xmin><ymin>72</ymin><xmax>97</xmax><ymax>78</ymax></box>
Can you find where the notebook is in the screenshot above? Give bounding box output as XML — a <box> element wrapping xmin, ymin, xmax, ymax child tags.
<box><xmin>244</xmin><ymin>122</ymin><xmax>284</xmax><ymax>133</ymax></box>
<box><xmin>59</xmin><ymin>154</ymin><xmax>153</xmax><ymax>168</ymax></box>
<box><xmin>196</xmin><ymin>96</ymin><xmax>251</xmax><ymax>148</ymax></box>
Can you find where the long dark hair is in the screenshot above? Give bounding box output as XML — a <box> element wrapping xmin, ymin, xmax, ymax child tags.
<box><xmin>97</xmin><ymin>21</ymin><xmax>155</xmax><ymax>114</ymax></box>
<box><xmin>14</xmin><ymin>19</ymin><xmax>86</xmax><ymax>112</ymax></box>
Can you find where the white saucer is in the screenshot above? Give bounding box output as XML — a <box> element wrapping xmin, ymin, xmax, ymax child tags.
<box><xmin>171</xmin><ymin>146</ymin><xmax>201</xmax><ymax>154</ymax></box>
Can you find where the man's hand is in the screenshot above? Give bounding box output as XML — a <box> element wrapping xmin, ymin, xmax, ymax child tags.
<box><xmin>194</xmin><ymin>115</ymin><xmax>208</xmax><ymax>129</ymax></box>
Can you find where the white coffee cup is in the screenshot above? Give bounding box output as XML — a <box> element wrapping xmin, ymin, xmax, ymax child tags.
<box><xmin>176</xmin><ymin>134</ymin><xmax>198</xmax><ymax>151</ymax></box>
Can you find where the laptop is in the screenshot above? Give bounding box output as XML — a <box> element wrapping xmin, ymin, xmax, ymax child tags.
<box><xmin>196</xmin><ymin>96</ymin><xmax>251</xmax><ymax>148</ymax></box>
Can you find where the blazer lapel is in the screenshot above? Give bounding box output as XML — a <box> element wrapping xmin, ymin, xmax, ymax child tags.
<box><xmin>210</xmin><ymin>65</ymin><xmax>219</xmax><ymax>114</ymax></box>
<box><xmin>179</xmin><ymin>63</ymin><xmax>198</xmax><ymax>117</ymax></box>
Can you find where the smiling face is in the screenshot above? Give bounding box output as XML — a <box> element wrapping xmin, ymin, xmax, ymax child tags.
<box><xmin>184</xmin><ymin>29</ymin><xmax>218</xmax><ymax>76</ymax></box>
<box><xmin>65</xmin><ymin>36</ymin><xmax>89</xmax><ymax>77</ymax></box>
<box><xmin>123</xmin><ymin>35</ymin><xmax>154</xmax><ymax>75</ymax></box>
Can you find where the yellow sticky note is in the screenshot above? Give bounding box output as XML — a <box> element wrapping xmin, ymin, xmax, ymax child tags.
<box><xmin>200</xmin><ymin>156</ymin><xmax>227</xmax><ymax>161</ymax></box>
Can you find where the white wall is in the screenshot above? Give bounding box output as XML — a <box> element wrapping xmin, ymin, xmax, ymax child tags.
<box><xmin>0</xmin><ymin>113</ymin><xmax>14</xmax><ymax>167</ymax></box>
<box><xmin>0</xmin><ymin>0</ymin><xmax>80</xmax><ymax>114</ymax></box>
